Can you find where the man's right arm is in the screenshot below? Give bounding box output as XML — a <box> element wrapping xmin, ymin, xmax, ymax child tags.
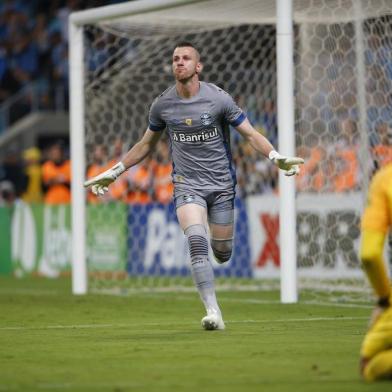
<box><xmin>121</xmin><ymin>129</ymin><xmax>161</xmax><ymax>169</ymax></box>
<box><xmin>84</xmin><ymin>128</ymin><xmax>161</xmax><ymax>195</ymax></box>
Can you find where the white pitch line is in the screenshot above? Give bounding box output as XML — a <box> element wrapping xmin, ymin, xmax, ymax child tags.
<box><xmin>222</xmin><ymin>297</ymin><xmax>373</xmax><ymax>309</ymax></box>
<box><xmin>0</xmin><ymin>316</ymin><xmax>368</xmax><ymax>331</ymax></box>
<box><xmin>164</xmin><ymin>294</ymin><xmax>373</xmax><ymax>309</ymax></box>
<box><xmin>0</xmin><ymin>288</ymin><xmax>373</xmax><ymax>309</ymax></box>
<box><xmin>0</xmin><ymin>382</ymin><xmax>147</xmax><ymax>391</ymax></box>
<box><xmin>0</xmin><ymin>288</ymin><xmax>59</xmax><ymax>295</ymax></box>
<box><xmin>106</xmin><ymin>290</ymin><xmax>372</xmax><ymax>309</ymax></box>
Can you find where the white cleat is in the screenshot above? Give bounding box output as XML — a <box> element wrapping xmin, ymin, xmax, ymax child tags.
<box><xmin>201</xmin><ymin>312</ymin><xmax>225</xmax><ymax>331</ymax></box>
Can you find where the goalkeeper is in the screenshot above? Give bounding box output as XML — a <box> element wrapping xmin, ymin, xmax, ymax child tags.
<box><xmin>360</xmin><ymin>163</ymin><xmax>392</xmax><ymax>381</ymax></box>
<box><xmin>85</xmin><ymin>42</ymin><xmax>304</xmax><ymax>331</ymax></box>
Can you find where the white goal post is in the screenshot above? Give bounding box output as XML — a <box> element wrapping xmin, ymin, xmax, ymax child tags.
<box><xmin>69</xmin><ymin>0</ymin><xmax>392</xmax><ymax>301</ymax></box>
<box><xmin>69</xmin><ymin>0</ymin><xmax>297</xmax><ymax>299</ymax></box>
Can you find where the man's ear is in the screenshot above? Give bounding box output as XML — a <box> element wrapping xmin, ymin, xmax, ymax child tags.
<box><xmin>196</xmin><ymin>62</ymin><xmax>203</xmax><ymax>74</ymax></box>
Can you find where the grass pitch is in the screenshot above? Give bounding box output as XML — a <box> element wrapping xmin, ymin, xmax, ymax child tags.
<box><xmin>0</xmin><ymin>276</ymin><xmax>388</xmax><ymax>392</ymax></box>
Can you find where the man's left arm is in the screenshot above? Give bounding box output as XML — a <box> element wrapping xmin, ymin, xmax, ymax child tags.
<box><xmin>235</xmin><ymin>118</ymin><xmax>304</xmax><ymax>176</ymax></box>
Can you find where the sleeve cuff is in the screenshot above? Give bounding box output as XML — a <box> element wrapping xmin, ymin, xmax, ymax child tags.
<box><xmin>230</xmin><ymin>112</ymin><xmax>246</xmax><ymax>127</ymax></box>
<box><xmin>149</xmin><ymin>123</ymin><xmax>166</xmax><ymax>132</ymax></box>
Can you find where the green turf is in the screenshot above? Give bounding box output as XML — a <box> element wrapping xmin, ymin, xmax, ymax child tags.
<box><xmin>0</xmin><ymin>276</ymin><xmax>388</xmax><ymax>392</ymax></box>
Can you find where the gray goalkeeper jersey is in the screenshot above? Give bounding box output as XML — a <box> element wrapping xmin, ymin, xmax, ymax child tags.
<box><xmin>149</xmin><ymin>82</ymin><xmax>246</xmax><ymax>191</ymax></box>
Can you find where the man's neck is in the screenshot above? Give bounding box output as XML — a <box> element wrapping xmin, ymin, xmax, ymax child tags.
<box><xmin>176</xmin><ymin>78</ymin><xmax>200</xmax><ymax>99</ymax></box>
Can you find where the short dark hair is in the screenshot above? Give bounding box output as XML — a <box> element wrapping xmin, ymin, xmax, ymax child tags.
<box><xmin>174</xmin><ymin>41</ymin><xmax>200</xmax><ymax>59</ymax></box>
<box><xmin>175</xmin><ymin>41</ymin><xmax>197</xmax><ymax>50</ymax></box>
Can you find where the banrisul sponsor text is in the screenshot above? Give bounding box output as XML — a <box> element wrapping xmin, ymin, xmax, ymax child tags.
<box><xmin>172</xmin><ymin>128</ymin><xmax>218</xmax><ymax>143</ymax></box>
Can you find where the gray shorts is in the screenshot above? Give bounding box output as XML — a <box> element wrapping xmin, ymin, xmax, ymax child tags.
<box><xmin>174</xmin><ymin>188</ymin><xmax>235</xmax><ymax>225</ymax></box>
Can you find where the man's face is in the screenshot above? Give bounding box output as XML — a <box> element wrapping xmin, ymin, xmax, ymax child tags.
<box><xmin>172</xmin><ymin>46</ymin><xmax>201</xmax><ymax>82</ymax></box>
<box><xmin>50</xmin><ymin>145</ymin><xmax>63</xmax><ymax>163</ymax></box>
<box><xmin>93</xmin><ymin>145</ymin><xmax>106</xmax><ymax>164</ymax></box>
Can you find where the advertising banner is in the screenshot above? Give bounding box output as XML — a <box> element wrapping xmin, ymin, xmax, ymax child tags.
<box><xmin>0</xmin><ymin>207</ymin><xmax>12</xmax><ymax>275</ymax></box>
<box><xmin>127</xmin><ymin>198</ymin><xmax>252</xmax><ymax>278</ymax></box>
<box><xmin>10</xmin><ymin>202</ymin><xmax>71</xmax><ymax>277</ymax></box>
<box><xmin>4</xmin><ymin>202</ymin><xmax>127</xmax><ymax>277</ymax></box>
<box><xmin>247</xmin><ymin>192</ymin><xmax>364</xmax><ymax>279</ymax></box>
<box><xmin>87</xmin><ymin>203</ymin><xmax>127</xmax><ymax>271</ymax></box>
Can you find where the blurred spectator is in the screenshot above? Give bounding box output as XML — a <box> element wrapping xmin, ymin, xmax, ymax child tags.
<box><xmin>0</xmin><ymin>180</ymin><xmax>16</xmax><ymax>206</ymax></box>
<box><xmin>22</xmin><ymin>146</ymin><xmax>43</xmax><ymax>203</ymax></box>
<box><xmin>0</xmin><ymin>42</ymin><xmax>21</xmax><ymax>103</ymax></box>
<box><xmin>296</xmin><ymin>139</ymin><xmax>327</xmax><ymax>193</ymax></box>
<box><xmin>332</xmin><ymin>118</ymin><xmax>360</xmax><ymax>192</ymax></box>
<box><xmin>152</xmin><ymin>139</ymin><xmax>173</xmax><ymax>204</ymax></box>
<box><xmin>9</xmin><ymin>28</ymin><xmax>38</xmax><ymax>86</ymax></box>
<box><xmin>296</xmin><ymin>119</ymin><xmax>360</xmax><ymax>193</ymax></box>
<box><xmin>108</xmin><ymin>137</ymin><xmax>125</xmax><ymax>166</ymax></box>
<box><xmin>32</xmin><ymin>13</ymin><xmax>50</xmax><ymax>58</ymax></box>
<box><xmin>253</xmin><ymin>99</ymin><xmax>277</xmax><ymax>147</ymax></box>
<box><xmin>107</xmin><ymin>137</ymin><xmax>127</xmax><ymax>201</ymax></box>
<box><xmin>125</xmin><ymin>157</ymin><xmax>153</xmax><ymax>204</ymax></box>
<box><xmin>0</xmin><ymin>43</ymin><xmax>22</xmax><ymax>103</ymax></box>
<box><xmin>372</xmin><ymin>121</ymin><xmax>392</xmax><ymax>169</ymax></box>
<box><xmin>234</xmin><ymin>140</ymin><xmax>276</xmax><ymax>197</ymax></box>
<box><xmin>42</xmin><ymin>141</ymin><xmax>71</xmax><ymax>204</ymax></box>
<box><xmin>0</xmin><ymin>145</ymin><xmax>26</xmax><ymax>197</ymax></box>
<box><xmin>56</xmin><ymin>0</ymin><xmax>81</xmax><ymax>44</ymax></box>
<box><xmin>86</xmin><ymin>143</ymin><xmax>109</xmax><ymax>204</ymax></box>
<box><xmin>49</xmin><ymin>29</ymin><xmax>68</xmax><ymax>108</ymax></box>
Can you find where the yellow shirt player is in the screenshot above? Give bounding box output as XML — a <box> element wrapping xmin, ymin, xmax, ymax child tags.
<box><xmin>360</xmin><ymin>163</ymin><xmax>392</xmax><ymax>381</ymax></box>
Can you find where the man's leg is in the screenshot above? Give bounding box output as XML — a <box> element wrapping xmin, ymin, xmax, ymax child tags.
<box><xmin>362</xmin><ymin>350</ymin><xmax>392</xmax><ymax>381</ymax></box>
<box><xmin>361</xmin><ymin>306</ymin><xmax>392</xmax><ymax>381</ymax></box>
<box><xmin>176</xmin><ymin>202</ymin><xmax>225</xmax><ymax>330</ymax></box>
<box><xmin>209</xmin><ymin>198</ymin><xmax>235</xmax><ymax>264</ymax></box>
<box><xmin>210</xmin><ymin>223</ymin><xmax>234</xmax><ymax>264</ymax></box>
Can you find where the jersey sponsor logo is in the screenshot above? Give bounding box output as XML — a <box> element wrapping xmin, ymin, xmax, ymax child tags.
<box><xmin>172</xmin><ymin>127</ymin><xmax>218</xmax><ymax>144</ymax></box>
<box><xmin>200</xmin><ymin>112</ymin><xmax>212</xmax><ymax>126</ymax></box>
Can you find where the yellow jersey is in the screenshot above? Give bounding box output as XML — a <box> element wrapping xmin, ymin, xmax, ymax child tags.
<box><xmin>362</xmin><ymin>164</ymin><xmax>392</xmax><ymax>233</ymax></box>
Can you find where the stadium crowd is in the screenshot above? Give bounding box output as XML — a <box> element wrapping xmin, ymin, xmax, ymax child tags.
<box><xmin>0</xmin><ymin>0</ymin><xmax>127</xmax><ymax>124</ymax></box>
<box><xmin>2</xmin><ymin>113</ymin><xmax>392</xmax><ymax>206</ymax></box>
<box><xmin>1</xmin><ymin>0</ymin><xmax>392</xmax><ymax>205</ymax></box>
<box><xmin>0</xmin><ymin>137</ymin><xmax>175</xmax><ymax>206</ymax></box>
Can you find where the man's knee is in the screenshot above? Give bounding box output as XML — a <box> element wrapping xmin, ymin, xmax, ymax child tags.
<box><xmin>185</xmin><ymin>224</ymin><xmax>209</xmax><ymax>259</ymax></box>
<box><xmin>211</xmin><ymin>238</ymin><xmax>233</xmax><ymax>264</ymax></box>
<box><xmin>362</xmin><ymin>350</ymin><xmax>392</xmax><ymax>381</ymax></box>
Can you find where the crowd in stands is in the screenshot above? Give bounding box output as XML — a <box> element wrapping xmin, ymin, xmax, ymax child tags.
<box><xmin>1</xmin><ymin>116</ymin><xmax>392</xmax><ymax>207</ymax></box>
<box><xmin>0</xmin><ymin>141</ymin><xmax>69</xmax><ymax>206</ymax></box>
<box><xmin>0</xmin><ymin>137</ymin><xmax>175</xmax><ymax>206</ymax></box>
<box><xmin>1</xmin><ymin>1</ymin><xmax>392</xmax><ymax>204</ymax></box>
<box><xmin>85</xmin><ymin>137</ymin><xmax>174</xmax><ymax>205</ymax></box>
<box><xmin>0</xmin><ymin>0</ymin><xmax>127</xmax><ymax>125</ymax></box>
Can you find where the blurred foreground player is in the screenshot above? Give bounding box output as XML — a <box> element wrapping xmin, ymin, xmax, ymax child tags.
<box><xmin>360</xmin><ymin>163</ymin><xmax>392</xmax><ymax>381</ymax></box>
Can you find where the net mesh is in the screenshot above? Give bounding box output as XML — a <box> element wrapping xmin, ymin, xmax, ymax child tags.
<box><xmin>80</xmin><ymin>0</ymin><xmax>392</xmax><ymax>301</ymax></box>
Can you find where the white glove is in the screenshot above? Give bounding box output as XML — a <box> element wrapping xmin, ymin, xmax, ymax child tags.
<box><xmin>84</xmin><ymin>162</ymin><xmax>126</xmax><ymax>196</ymax></box>
<box><xmin>269</xmin><ymin>150</ymin><xmax>304</xmax><ymax>176</ymax></box>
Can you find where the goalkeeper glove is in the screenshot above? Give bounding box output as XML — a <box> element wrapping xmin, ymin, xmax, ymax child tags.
<box><xmin>84</xmin><ymin>162</ymin><xmax>126</xmax><ymax>196</ymax></box>
<box><xmin>269</xmin><ymin>150</ymin><xmax>304</xmax><ymax>176</ymax></box>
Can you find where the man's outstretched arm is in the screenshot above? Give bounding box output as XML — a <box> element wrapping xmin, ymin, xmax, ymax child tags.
<box><xmin>84</xmin><ymin>129</ymin><xmax>161</xmax><ymax>195</ymax></box>
<box><xmin>235</xmin><ymin>118</ymin><xmax>304</xmax><ymax>176</ymax></box>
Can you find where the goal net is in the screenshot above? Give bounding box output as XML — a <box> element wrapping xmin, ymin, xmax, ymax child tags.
<box><xmin>72</xmin><ymin>0</ymin><xmax>392</xmax><ymax>300</ymax></box>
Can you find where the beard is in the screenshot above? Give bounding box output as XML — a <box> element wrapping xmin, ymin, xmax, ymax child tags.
<box><xmin>174</xmin><ymin>68</ymin><xmax>197</xmax><ymax>82</ymax></box>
